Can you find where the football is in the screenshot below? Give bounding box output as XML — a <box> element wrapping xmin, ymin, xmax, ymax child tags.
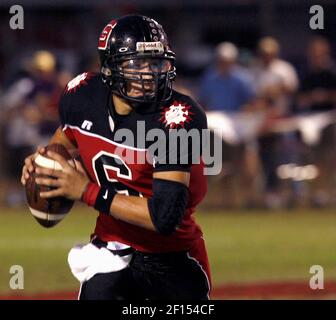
<box><xmin>25</xmin><ymin>143</ymin><xmax>75</xmax><ymax>228</ymax></box>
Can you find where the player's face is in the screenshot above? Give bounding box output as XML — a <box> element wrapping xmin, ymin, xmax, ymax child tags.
<box><xmin>120</xmin><ymin>58</ymin><xmax>173</xmax><ymax>98</ymax></box>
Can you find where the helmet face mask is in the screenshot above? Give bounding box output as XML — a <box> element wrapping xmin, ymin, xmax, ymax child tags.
<box><xmin>114</xmin><ymin>57</ymin><xmax>175</xmax><ymax>103</ymax></box>
<box><xmin>98</xmin><ymin>15</ymin><xmax>176</xmax><ymax>108</ymax></box>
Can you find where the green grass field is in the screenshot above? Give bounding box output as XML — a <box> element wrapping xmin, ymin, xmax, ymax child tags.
<box><xmin>1</xmin><ymin>205</ymin><xmax>336</xmax><ymax>296</ymax></box>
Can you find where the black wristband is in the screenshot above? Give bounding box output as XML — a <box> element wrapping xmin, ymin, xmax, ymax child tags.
<box><xmin>93</xmin><ymin>186</ymin><xmax>117</xmax><ymax>215</ymax></box>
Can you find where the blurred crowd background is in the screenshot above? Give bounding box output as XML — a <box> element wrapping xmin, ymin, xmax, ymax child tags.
<box><xmin>1</xmin><ymin>0</ymin><xmax>336</xmax><ymax>209</ymax></box>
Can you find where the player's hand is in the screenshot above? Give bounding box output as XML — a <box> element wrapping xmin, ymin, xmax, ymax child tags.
<box><xmin>21</xmin><ymin>146</ymin><xmax>45</xmax><ymax>186</ymax></box>
<box><xmin>35</xmin><ymin>151</ymin><xmax>90</xmax><ymax>201</ymax></box>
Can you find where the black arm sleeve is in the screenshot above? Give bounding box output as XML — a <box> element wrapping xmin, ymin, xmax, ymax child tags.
<box><xmin>147</xmin><ymin>178</ymin><xmax>189</xmax><ymax>235</ymax></box>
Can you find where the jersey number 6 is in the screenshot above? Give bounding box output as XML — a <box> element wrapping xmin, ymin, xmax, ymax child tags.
<box><xmin>92</xmin><ymin>151</ymin><xmax>142</xmax><ymax>197</ymax></box>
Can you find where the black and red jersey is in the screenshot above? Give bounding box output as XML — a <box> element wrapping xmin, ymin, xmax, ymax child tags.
<box><xmin>59</xmin><ymin>72</ymin><xmax>208</xmax><ymax>253</ymax></box>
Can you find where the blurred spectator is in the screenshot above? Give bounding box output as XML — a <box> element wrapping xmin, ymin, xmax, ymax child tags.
<box><xmin>252</xmin><ymin>37</ymin><xmax>301</xmax><ymax>208</ymax></box>
<box><xmin>296</xmin><ymin>37</ymin><xmax>336</xmax><ymax>207</ymax></box>
<box><xmin>0</xmin><ymin>50</ymin><xmax>69</xmax><ymax>206</ymax></box>
<box><xmin>199</xmin><ymin>42</ymin><xmax>256</xmax><ymax>112</ymax></box>
<box><xmin>198</xmin><ymin>42</ymin><xmax>258</xmax><ymax>208</ymax></box>
<box><xmin>253</xmin><ymin>37</ymin><xmax>299</xmax><ymax>114</ymax></box>
<box><xmin>297</xmin><ymin>37</ymin><xmax>336</xmax><ymax>112</ymax></box>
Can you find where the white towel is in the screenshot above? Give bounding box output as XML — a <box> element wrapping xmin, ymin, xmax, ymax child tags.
<box><xmin>68</xmin><ymin>243</ymin><xmax>133</xmax><ymax>283</ymax></box>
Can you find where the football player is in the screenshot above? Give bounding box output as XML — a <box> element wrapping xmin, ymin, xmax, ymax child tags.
<box><xmin>21</xmin><ymin>15</ymin><xmax>211</xmax><ymax>300</ymax></box>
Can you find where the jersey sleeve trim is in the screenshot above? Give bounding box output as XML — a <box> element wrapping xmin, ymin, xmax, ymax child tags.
<box><xmin>62</xmin><ymin>125</ymin><xmax>78</xmax><ymax>146</ymax></box>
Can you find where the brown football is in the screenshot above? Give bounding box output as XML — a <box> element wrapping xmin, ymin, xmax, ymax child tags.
<box><xmin>25</xmin><ymin>143</ymin><xmax>75</xmax><ymax>228</ymax></box>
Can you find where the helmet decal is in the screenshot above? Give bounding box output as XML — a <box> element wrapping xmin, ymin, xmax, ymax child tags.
<box><xmin>136</xmin><ymin>42</ymin><xmax>164</xmax><ymax>53</ymax></box>
<box><xmin>98</xmin><ymin>20</ymin><xmax>117</xmax><ymax>50</ymax></box>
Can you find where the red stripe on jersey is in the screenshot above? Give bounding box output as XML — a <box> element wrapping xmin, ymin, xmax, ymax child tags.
<box><xmin>63</xmin><ymin>126</ymin><xmax>77</xmax><ymax>146</ymax></box>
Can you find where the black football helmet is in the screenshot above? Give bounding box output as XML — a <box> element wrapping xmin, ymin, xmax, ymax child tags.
<box><xmin>98</xmin><ymin>15</ymin><xmax>176</xmax><ymax>107</ymax></box>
